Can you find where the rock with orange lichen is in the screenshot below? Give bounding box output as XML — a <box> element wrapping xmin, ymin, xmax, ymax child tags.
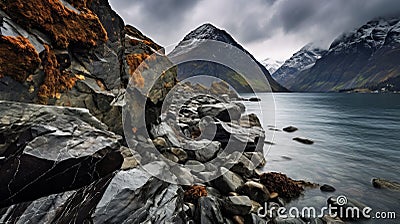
<box><xmin>125</xmin><ymin>25</ymin><xmax>164</xmax><ymax>53</ymax></box>
<box><xmin>0</xmin><ymin>0</ymin><xmax>107</xmax><ymax>49</ymax></box>
<box><xmin>0</xmin><ymin>36</ymin><xmax>41</xmax><ymax>82</ymax></box>
<box><xmin>38</xmin><ymin>45</ymin><xmax>77</xmax><ymax>104</ymax></box>
<box><xmin>259</xmin><ymin>172</ymin><xmax>304</xmax><ymax>200</ymax></box>
<box><xmin>66</xmin><ymin>0</ymin><xmax>93</xmax><ymax>9</ymax></box>
<box><xmin>0</xmin><ymin>0</ymin><xmax>177</xmax><ymax>135</ymax></box>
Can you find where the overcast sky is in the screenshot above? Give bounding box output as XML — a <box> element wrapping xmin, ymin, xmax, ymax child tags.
<box><xmin>109</xmin><ymin>0</ymin><xmax>400</xmax><ymax>61</ymax></box>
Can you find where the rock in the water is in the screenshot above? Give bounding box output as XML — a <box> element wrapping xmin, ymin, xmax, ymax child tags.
<box><xmin>0</xmin><ymin>101</ymin><xmax>123</xmax><ymax>208</ymax></box>
<box><xmin>293</xmin><ymin>137</ymin><xmax>314</xmax><ymax>145</ymax></box>
<box><xmin>283</xmin><ymin>126</ymin><xmax>298</xmax><ymax>132</ymax></box>
<box><xmin>248</xmin><ymin>97</ymin><xmax>261</xmax><ymax>102</ymax></box>
<box><xmin>222</xmin><ymin>196</ymin><xmax>252</xmax><ymax>215</ymax></box>
<box><xmin>320</xmin><ymin>184</ymin><xmax>336</xmax><ymax>192</ymax></box>
<box><xmin>372</xmin><ymin>178</ymin><xmax>400</xmax><ymax>191</ymax></box>
<box><xmin>211</xmin><ymin>167</ymin><xmax>245</xmax><ymax>194</ymax></box>
<box><xmin>237</xmin><ymin>181</ymin><xmax>270</xmax><ymax>204</ymax></box>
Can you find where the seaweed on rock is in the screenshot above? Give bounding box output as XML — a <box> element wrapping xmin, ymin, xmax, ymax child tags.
<box><xmin>260</xmin><ymin>172</ymin><xmax>304</xmax><ymax>199</ymax></box>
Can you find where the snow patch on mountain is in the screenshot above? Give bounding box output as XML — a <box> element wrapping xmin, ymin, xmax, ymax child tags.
<box><xmin>262</xmin><ymin>58</ymin><xmax>284</xmax><ymax>74</ymax></box>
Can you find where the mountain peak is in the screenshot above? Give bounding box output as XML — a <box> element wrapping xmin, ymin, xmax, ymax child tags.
<box><xmin>182</xmin><ymin>23</ymin><xmax>240</xmax><ymax>47</ymax></box>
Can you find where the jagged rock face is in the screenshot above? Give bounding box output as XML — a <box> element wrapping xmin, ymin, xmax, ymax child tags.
<box><xmin>0</xmin><ymin>0</ymin><xmax>180</xmax><ymax>221</ymax></box>
<box><xmin>0</xmin><ymin>0</ymin><xmax>107</xmax><ymax>49</ymax></box>
<box><xmin>170</xmin><ymin>23</ymin><xmax>287</xmax><ymax>93</ymax></box>
<box><xmin>0</xmin><ymin>101</ymin><xmax>123</xmax><ymax>208</ymax></box>
<box><xmin>0</xmin><ymin>0</ymin><xmax>177</xmax><ymax>135</ymax></box>
<box><xmin>288</xmin><ymin>17</ymin><xmax>400</xmax><ymax>92</ymax></box>
<box><xmin>271</xmin><ymin>44</ymin><xmax>327</xmax><ymax>88</ymax></box>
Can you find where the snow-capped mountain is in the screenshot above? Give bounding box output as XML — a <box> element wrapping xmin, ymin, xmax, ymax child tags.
<box><xmin>262</xmin><ymin>58</ymin><xmax>284</xmax><ymax>74</ymax></box>
<box><xmin>286</xmin><ymin>17</ymin><xmax>400</xmax><ymax>92</ymax></box>
<box><xmin>169</xmin><ymin>23</ymin><xmax>287</xmax><ymax>92</ymax></box>
<box><xmin>271</xmin><ymin>44</ymin><xmax>326</xmax><ymax>87</ymax></box>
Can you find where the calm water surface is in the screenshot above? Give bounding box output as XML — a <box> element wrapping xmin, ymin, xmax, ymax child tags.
<box><xmin>242</xmin><ymin>93</ymin><xmax>400</xmax><ymax>223</ymax></box>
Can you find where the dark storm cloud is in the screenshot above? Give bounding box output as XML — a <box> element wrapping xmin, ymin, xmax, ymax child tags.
<box><xmin>109</xmin><ymin>0</ymin><xmax>201</xmax><ymax>43</ymax></box>
<box><xmin>109</xmin><ymin>0</ymin><xmax>400</xmax><ymax>59</ymax></box>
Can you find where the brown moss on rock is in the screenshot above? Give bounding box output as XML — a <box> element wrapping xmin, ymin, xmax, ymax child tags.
<box><xmin>38</xmin><ymin>45</ymin><xmax>77</xmax><ymax>104</ymax></box>
<box><xmin>126</xmin><ymin>53</ymin><xmax>156</xmax><ymax>88</ymax></box>
<box><xmin>184</xmin><ymin>185</ymin><xmax>208</xmax><ymax>204</ymax></box>
<box><xmin>66</xmin><ymin>0</ymin><xmax>93</xmax><ymax>9</ymax></box>
<box><xmin>259</xmin><ymin>172</ymin><xmax>304</xmax><ymax>199</ymax></box>
<box><xmin>0</xmin><ymin>36</ymin><xmax>41</xmax><ymax>82</ymax></box>
<box><xmin>0</xmin><ymin>0</ymin><xmax>107</xmax><ymax>48</ymax></box>
<box><xmin>125</xmin><ymin>25</ymin><xmax>163</xmax><ymax>52</ymax></box>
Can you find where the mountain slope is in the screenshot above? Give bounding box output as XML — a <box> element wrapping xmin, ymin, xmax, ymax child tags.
<box><xmin>262</xmin><ymin>58</ymin><xmax>284</xmax><ymax>74</ymax></box>
<box><xmin>170</xmin><ymin>23</ymin><xmax>287</xmax><ymax>92</ymax></box>
<box><xmin>271</xmin><ymin>44</ymin><xmax>326</xmax><ymax>88</ymax></box>
<box><xmin>289</xmin><ymin>17</ymin><xmax>400</xmax><ymax>92</ymax></box>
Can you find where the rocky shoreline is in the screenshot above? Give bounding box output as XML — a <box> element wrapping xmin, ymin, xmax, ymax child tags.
<box><xmin>0</xmin><ymin>0</ymin><xmax>396</xmax><ymax>223</ymax></box>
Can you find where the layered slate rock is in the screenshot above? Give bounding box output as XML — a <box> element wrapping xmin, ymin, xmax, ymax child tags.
<box><xmin>0</xmin><ymin>101</ymin><xmax>123</xmax><ymax>208</ymax></box>
<box><xmin>0</xmin><ymin>0</ymin><xmax>176</xmax><ymax>136</ymax></box>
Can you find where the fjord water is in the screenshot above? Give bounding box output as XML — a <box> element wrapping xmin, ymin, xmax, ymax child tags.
<box><xmin>243</xmin><ymin>93</ymin><xmax>400</xmax><ymax>223</ymax></box>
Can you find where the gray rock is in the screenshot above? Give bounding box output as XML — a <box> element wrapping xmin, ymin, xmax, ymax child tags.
<box><xmin>185</xmin><ymin>139</ymin><xmax>221</xmax><ymax>162</ymax></box>
<box><xmin>228</xmin><ymin>154</ymin><xmax>256</xmax><ymax>178</ymax></box>
<box><xmin>163</xmin><ymin>152</ymin><xmax>179</xmax><ymax>163</ymax></box>
<box><xmin>153</xmin><ymin>136</ymin><xmax>168</xmax><ymax>149</ymax></box>
<box><xmin>186</xmin><ymin>160</ymin><xmax>206</xmax><ymax>172</ymax></box>
<box><xmin>222</xmin><ymin>196</ymin><xmax>252</xmax><ymax>215</ymax></box>
<box><xmin>198</xmin><ymin>103</ymin><xmax>242</xmax><ymax>122</ymax></box>
<box><xmin>0</xmin><ymin>101</ymin><xmax>122</xmax><ymax>208</ymax></box>
<box><xmin>195</xmin><ymin>196</ymin><xmax>225</xmax><ymax>224</ymax></box>
<box><xmin>237</xmin><ymin>181</ymin><xmax>270</xmax><ymax>204</ymax></box>
<box><xmin>211</xmin><ymin>167</ymin><xmax>244</xmax><ymax>194</ymax></box>
<box><xmin>93</xmin><ymin>168</ymin><xmax>185</xmax><ymax>223</ymax></box>
<box><xmin>203</xmin><ymin>118</ymin><xmax>265</xmax><ymax>152</ymax></box>
<box><xmin>243</xmin><ymin>151</ymin><xmax>266</xmax><ymax>168</ymax></box>
<box><xmin>170</xmin><ymin>147</ymin><xmax>188</xmax><ymax>162</ymax></box>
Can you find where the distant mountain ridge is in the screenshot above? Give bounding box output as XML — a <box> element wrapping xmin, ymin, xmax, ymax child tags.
<box><xmin>262</xmin><ymin>58</ymin><xmax>284</xmax><ymax>74</ymax></box>
<box><xmin>170</xmin><ymin>23</ymin><xmax>288</xmax><ymax>92</ymax></box>
<box><xmin>285</xmin><ymin>17</ymin><xmax>400</xmax><ymax>92</ymax></box>
<box><xmin>271</xmin><ymin>44</ymin><xmax>327</xmax><ymax>88</ymax></box>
